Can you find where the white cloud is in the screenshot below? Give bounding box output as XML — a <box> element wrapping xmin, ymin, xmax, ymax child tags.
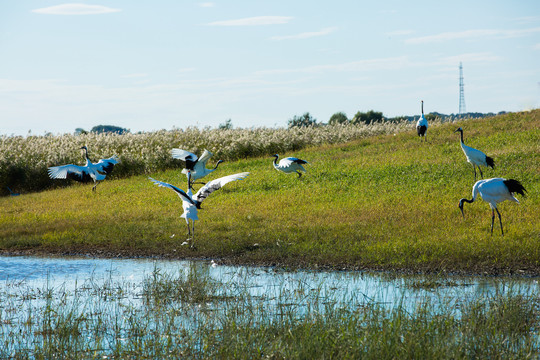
<box><xmin>533</xmin><ymin>43</ymin><xmax>540</xmax><ymax>50</ymax></box>
<box><xmin>32</xmin><ymin>3</ymin><xmax>121</xmax><ymax>15</ymax></box>
<box><xmin>270</xmin><ymin>27</ymin><xmax>337</xmax><ymax>41</ymax></box>
<box><xmin>199</xmin><ymin>2</ymin><xmax>215</xmax><ymax>7</ymax></box>
<box><xmin>406</xmin><ymin>27</ymin><xmax>540</xmax><ymax>44</ymax></box>
<box><xmin>207</xmin><ymin>16</ymin><xmax>293</xmax><ymax>26</ymax></box>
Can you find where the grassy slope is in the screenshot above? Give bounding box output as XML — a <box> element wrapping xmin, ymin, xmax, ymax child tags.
<box><xmin>1</xmin><ymin>111</ymin><xmax>539</xmax><ymax>274</ymax></box>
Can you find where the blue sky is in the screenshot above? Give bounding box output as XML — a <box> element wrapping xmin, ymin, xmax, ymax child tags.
<box><xmin>1</xmin><ymin>1</ymin><xmax>539</xmax><ymax>135</ymax></box>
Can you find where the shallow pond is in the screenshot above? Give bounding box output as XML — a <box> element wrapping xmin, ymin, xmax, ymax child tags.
<box><xmin>1</xmin><ymin>255</ymin><xmax>538</xmax><ymax>309</ymax></box>
<box><xmin>0</xmin><ymin>255</ymin><xmax>538</xmax><ymax>356</ymax></box>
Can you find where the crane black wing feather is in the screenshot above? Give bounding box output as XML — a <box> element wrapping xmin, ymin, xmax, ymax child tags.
<box><xmin>48</xmin><ymin>164</ymin><xmax>92</xmax><ymax>182</ymax></box>
<box><xmin>149</xmin><ymin>178</ymin><xmax>196</xmax><ymax>205</ymax></box>
<box><xmin>503</xmin><ymin>179</ymin><xmax>526</xmax><ymax>197</ymax></box>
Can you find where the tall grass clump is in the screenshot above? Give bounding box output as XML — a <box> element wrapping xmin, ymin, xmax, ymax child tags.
<box><xmin>1</xmin><ymin>121</ymin><xmax>416</xmax><ymax>195</ymax></box>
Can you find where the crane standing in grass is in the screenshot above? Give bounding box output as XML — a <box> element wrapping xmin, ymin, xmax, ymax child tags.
<box><xmin>454</xmin><ymin>127</ymin><xmax>495</xmax><ymax>181</ymax></box>
<box><xmin>272</xmin><ymin>154</ymin><xmax>308</xmax><ymax>178</ymax></box>
<box><xmin>149</xmin><ymin>171</ymin><xmax>249</xmax><ymax>248</ymax></box>
<box><xmin>416</xmin><ymin>100</ymin><xmax>428</xmax><ymax>142</ymax></box>
<box><xmin>48</xmin><ymin>146</ymin><xmax>118</xmax><ymax>191</ymax></box>
<box><xmin>172</xmin><ymin>148</ymin><xmax>223</xmax><ymax>186</ymax></box>
<box><xmin>458</xmin><ymin>178</ymin><xmax>526</xmax><ymax>236</ymax></box>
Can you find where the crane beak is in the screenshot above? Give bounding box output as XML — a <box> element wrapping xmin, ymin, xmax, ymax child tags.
<box><xmin>458</xmin><ymin>200</ymin><xmax>465</xmax><ymax>218</ymax></box>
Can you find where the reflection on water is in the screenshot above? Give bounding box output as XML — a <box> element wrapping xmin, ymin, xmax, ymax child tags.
<box><xmin>0</xmin><ymin>255</ymin><xmax>538</xmax><ymax>308</ymax></box>
<box><xmin>0</xmin><ymin>255</ymin><xmax>538</xmax><ymax>356</ymax></box>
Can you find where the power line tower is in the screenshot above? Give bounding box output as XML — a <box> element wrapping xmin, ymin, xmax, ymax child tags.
<box><xmin>459</xmin><ymin>62</ymin><xmax>466</xmax><ymax>114</ymax></box>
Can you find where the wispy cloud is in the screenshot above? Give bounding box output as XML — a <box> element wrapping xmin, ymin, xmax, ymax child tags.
<box><xmin>270</xmin><ymin>27</ymin><xmax>337</xmax><ymax>41</ymax></box>
<box><xmin>533</xmin><ymin>43</ymin><xmax>540</xmax><ymax>50</ymax></box>
<box><xmin>438</xmin><ymin>52</ymin><xmax>501</xmax><ymax>66</ymax></box>
<box><xmin>406</xmin><ymin>27</ymin><xmax>540</xmax><ymax>44</ymax></box>
<box><xmin>199</xmin><ymin>2</ymin><xmax>215</xmax><ymax>7</ymax></box>
<box><xmin>207</xmin><ymin>16</ymin><xmax>293</xmax><ymax>26</ymax></box>
<box><xmin>32</xmin><ymin>3</ymin><xmax>121</xmax><ymax>15</ymax></box>
<box><xmin>255</xmin><ymin>56</ymin><xmax>413</xmax><ymax>75</ymax></box>
<box><xmin>122</xmin><ymin>73</ymin><xmax>149</xmax><ymax>79</ymax></box>
<box><xmin>386</xmin><ymin>30</ymin><xmax>414</xmax><ymax>37</ymax></box>
<box><xmin>255</xmin><ymin>52</ymin><xmax>501</xmax><ymax>76</ymax></box>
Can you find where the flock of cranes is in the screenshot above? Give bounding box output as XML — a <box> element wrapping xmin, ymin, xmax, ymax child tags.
<box><xmin>416</xmin><ymin>101</ymin><xmax>526</xmax><ymax>235</ymax></box>
<box><xmin>46</xmin><ymin>101</ymin><xmax>526</xmax><ymax>239</ymax></box>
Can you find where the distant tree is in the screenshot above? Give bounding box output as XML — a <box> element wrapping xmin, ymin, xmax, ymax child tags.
<box><xmin>351</xmin><ymin>110</ymin><xmax>383</xmax><ymax>125</ymax></box>
<box><xmin>91</xmin><ymin>125</ymin><xmax>129</xmax><ymax>134</ymax></box>
<box><xmin>288</xmin><ymin>112</ymin><xmax>318</xmax><ymax>128</ymax></box>
<box><xmin>426</xmin><ymin>113</ymin><xmax>437</xmax><ymax>121</ymax></box>
<box><xmin>328</xmin><ymin>112</ymin><xmax>349</xmax><ymax>125</ymax></box>
<box><xmin>387</xmin><ymin>116</ymin><xmax>408</xmax><ymax>123</ymax></box>
<box><xmin>218</xmin><ymin>119</ymin><xmax>233</xmax><ymax>130</ymax></box>
<box><xmin>74</xmin><ymin>128</ymin><xmax>88</xmax><ymax>135</ymax></box>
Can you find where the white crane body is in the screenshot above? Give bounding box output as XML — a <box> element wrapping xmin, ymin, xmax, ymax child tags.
<box><xmin>272</xmin><ymin>155</ymin><xmax>308</xmax><ymax>177</ymax></box>
<box><xmin>459</xmin><ymin>178</ymin><xmax>526</xmax><ymax>235</ymax></box>
<box><xmin>416</xmin><ymin>100</ymin><xmax>428</xmax><ymax>141</ymax></box>
<box><xmin>150</xmin><ymin>172</ymin><xmax>249</xmax><ymax>247</ymax></box>
<box><xmin>48</xmin><ymin>146</ymin><xmax>118</xmax><ymax>191</ymax></box>
<box><xmin>172</xmin><ymin>148</ymin><xmax>223</xmax><ymax>184</ymax></box>
<box><xmin>454</xmin><ymin>127</ymin><xmax>494</xmax><ymax>180</ymax></box>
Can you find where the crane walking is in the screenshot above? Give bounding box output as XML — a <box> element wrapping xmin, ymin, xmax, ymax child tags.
<box><xmin>416</xmin><ymin>100</ymin><xmax>428</xmax><ymax>141</ymax></box>
<box><xmin>272</xmin><ymin>154</ymin><xmax>308</xmax><ymax>178</ymax></box>
<box><xmin>48</xmin><ymin>146</ymin><xmax>118</xmax><ymax>191</ymax></box>
<box><xmin>458</xmin><ymin>178</ymin><xmax>526</xmax><ymax>235</ymax></box>
<box><xmin>454</xmin><ymin>127</ymin><xmax>495</xmax><ymax>181</ymax></box>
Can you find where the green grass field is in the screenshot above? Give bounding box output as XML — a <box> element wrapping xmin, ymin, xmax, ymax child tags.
<box><xmin>1</xmin><ymin>111</ymin><xmax>539</xmax><ymax>274</ymax></box>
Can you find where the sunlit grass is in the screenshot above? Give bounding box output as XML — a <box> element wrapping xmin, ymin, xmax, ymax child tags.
<box><xmin>0</xmin><ymin>111</ymin><xmax>539</xmax><ymax>273</ymax></box>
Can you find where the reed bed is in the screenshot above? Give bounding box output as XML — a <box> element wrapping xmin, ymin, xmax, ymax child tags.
<box><xmin>0</xmin><ymin>263</ymin><xmax>538</xmax><ymax>359</ymax></box>
<box><xmin>0</xmin><ymin>121</ymin><xmax>417</xmax><ymax>195</ymax></box>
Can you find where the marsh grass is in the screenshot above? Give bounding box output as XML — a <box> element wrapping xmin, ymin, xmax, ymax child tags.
<box><xmin>0</xmin><ymin>265</ymin><xmax>538</xmax><ymax>359</ymax></box>
<box><xmin>0</xmin><ymin>111</ymin><xmax>539</xmax><ymax>274</ymax></box>
<box><xmin>0</xmin><ymin>121</ymin><xmax>413</xmax><ymax>196</ymax></box>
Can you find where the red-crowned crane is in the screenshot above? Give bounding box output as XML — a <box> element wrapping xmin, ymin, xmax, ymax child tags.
<box><xmin>149</xmin><ymin>171</ymin><xmax>249</xmax><ymax>248</ymax></box>
<box><xmin>454</xmin><ymin>127</ymin><xmax>495</xmax><ymax>181</ymax></box>
<box><xmin>48</xmin><ymin>146</ymin><xmax>118</xmax><ymax>191</ymax></box>
<box><xmin>416</xmin><ymin>100</ymin><xmax>428</xmax><ymax>141</ymax></box>
<box><xmin>458</xmin><ymin>178</ymin><xmax>526</xmax><ymax>236</ymax></box>
<box><xmin>171</xmin><ymin>148</ymin><xmax>223</xmax><ymax>186</ymax></box>
<box><xmin>272</xmin><ymin>154</ymin><xmax>308</xmax><ymax>178</ymax></box>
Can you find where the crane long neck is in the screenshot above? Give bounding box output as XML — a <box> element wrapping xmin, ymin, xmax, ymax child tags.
<box><xmin>421</xmin><ymin>101</ymin><xmax>424</xmax><ymax>115</ymax></box>
<box><xmin>459</xmin><ymin>130</ymin><xmax>464</xmax><ymax>144</ymax></box>
<box><xmin>273</xmin><ymin>156</ymin><xmax>278</xmax><ymax>165</ymax></box>
<box><xmin>82</xmin><ymin>147</ymin><xmax>91</xmax><ymax>162</ymax></box>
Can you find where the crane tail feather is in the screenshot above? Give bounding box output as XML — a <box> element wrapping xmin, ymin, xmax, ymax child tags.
<box><xmin>503</xmin><ymin>179</ymin><xmax>526</xmax><ymax>197</ymax></box>
<box><xmin>485</xmin><ymin>156</ymin><xmax>495</xmax><ymax>169</ymax></box>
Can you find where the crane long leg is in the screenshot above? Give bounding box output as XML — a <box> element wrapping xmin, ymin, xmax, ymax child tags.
<box><xmin>186</xmin><ymin>221</ymin><xmax>191</xmax><ymax>237</ymax></box>
<box><xmin>478</xmin><ymin>166</ymin><xmax>484</xmax><ymax>180</ymax></box>
<box><xmin>190</xmin><ymin>222</ymin><xmax>196</xmax><ymax>249</ymax></box>
<box><xmin>297</xmin><ymin>171</ymin><xmax>302</xmax><ymax>178</ymax></box>
<box><xmin>496</xmin><ymin>208</ymin><xmax>504</xmax><ymax>236</ymax></box>
<box><xmin>490</xmin><ymin>209</ymin><xmax>495</xmax><ymax>235</ymax></box>
<box><xmin>472</xmin><ymin>164</ymin><xmax>477</xmax><ymax>181</ymax></box>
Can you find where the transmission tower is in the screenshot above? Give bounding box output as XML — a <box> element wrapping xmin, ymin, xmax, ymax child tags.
<box><xmin>459</xmin><ymin>62</ymin><xmax>466</xmax><ymax>114</ymax></box>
